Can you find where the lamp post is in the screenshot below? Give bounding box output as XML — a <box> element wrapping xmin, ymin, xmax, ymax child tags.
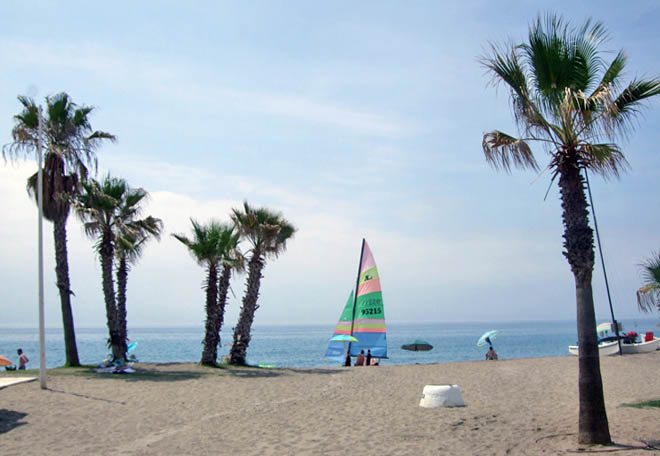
<box><xmin>37</xmin><ymin>106</ymin><xmax>47</xmax><ymax>388</ymax></box>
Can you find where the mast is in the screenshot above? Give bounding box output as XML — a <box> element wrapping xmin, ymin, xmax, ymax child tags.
<box><xmin>347</xmin><ymin>238</ymin><xmax>365</xmax><ymax>356</ymax></box>
<box><xmin>584</xmin><ymin>169</ymin><xmax>622</xmax><ymax>355</ymax></box>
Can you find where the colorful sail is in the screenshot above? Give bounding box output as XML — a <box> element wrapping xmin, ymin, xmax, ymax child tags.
<box><xmin>325</xmin><ymin>239</ymin><xmax>387</xmax><ymax>361</ymax></box>
<box><xmin>325</xmin><ymin>291</ymin><xmax>355</xmax><ymax>361</ymax></box>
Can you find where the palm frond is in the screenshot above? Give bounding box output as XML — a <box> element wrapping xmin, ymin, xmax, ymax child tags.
<box><xmin>482</xmin><ymin>130</ymin><xmax>539</xmax><ymax>172</ymax></box>
<box><xmin>636</xmin><ymin>252</ymin><xmax>660</xmax><ymax>313</ymax></box>
<box><xmin>607</xmin><ymin>78</ymin><xmax>660</xmax><ymax>137</ymax></box>
<box><xmin>579</xmin><ymin>143</ymin><xmax>629</xmax><ymax>178</ymax></box>
<box><xmin>592</xmin><ymin>50</ymin><xmax>626</xmax><ymax>96</ymax></box>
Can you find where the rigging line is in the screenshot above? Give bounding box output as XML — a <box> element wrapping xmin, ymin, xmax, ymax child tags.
<box><xmin>584</xmin><ymin>168</ymin><xmax>622</xmax><ymax>355</ymax></box>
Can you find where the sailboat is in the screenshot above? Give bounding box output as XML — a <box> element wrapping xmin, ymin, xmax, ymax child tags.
<box><xmin>325</xmin><ymin>239</ymin><xmax>387</xmax><ymax>362</ymax></box>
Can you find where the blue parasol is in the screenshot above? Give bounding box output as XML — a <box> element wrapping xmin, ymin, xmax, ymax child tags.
<box><xmin>477</xmin><ymin>330</ymin><xmax>500</xmax><ymax>347</ymax></box>
<box><xmin>329</xmin><ymin>334</ymin><xmax>359</xmax><ymax>360</ymax></box>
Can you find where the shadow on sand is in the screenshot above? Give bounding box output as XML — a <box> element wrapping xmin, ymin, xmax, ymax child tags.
<box><xmin>0</xmin><ymin>409</ymin><xmax>28</xmax><ymax>434</ymax></box>
<box><xmin>49</xmin><ymin>363</ymin><xmax>348</xmax><ymax>382</ymax></box>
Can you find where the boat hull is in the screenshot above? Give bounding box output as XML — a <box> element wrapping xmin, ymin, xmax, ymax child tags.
<box><xmin>568</xmin><ymin>341</ymin><xmax>619</xmax><ymax>356</ymax></box>
<box><xmin>620</xmin><ymin>338</ymin><xmax>660</xmax><ymax>354</ymax></box>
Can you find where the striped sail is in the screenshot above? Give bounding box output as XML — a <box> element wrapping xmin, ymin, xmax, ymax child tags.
<box><xmin>325</xmin><ymin>239</ymin><xmax>387</xmax><ymax>361</ymax></box>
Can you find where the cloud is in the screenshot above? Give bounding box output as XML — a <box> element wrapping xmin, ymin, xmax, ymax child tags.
<box><xmin>0</xmin><ymin>39</ymin><xmax>413</xmax><ymax>138</ymax></box>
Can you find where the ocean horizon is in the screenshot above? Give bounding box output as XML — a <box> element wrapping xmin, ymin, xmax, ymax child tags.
<box><xmin>2</xmin><ymin>318</ymin><xmax>658</xmax><ymax>369</ymax></box>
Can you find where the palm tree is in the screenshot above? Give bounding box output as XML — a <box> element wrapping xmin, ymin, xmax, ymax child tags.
<box><xmin>115</xmin><ymin>212</ymin><xmax>163</xmax><ymax>357</ymax></box>
<box><xmin>229</xmin><ymin>202</ymin><xmax>296</xmax><ymax>365</ymax></box>
<box><xmin>481</xmin><ymin>14</ymin><xmax>660</xmax><ymax>444</ymax></box>
<box><xmin>636</xmin><ymin>252</ymin><xmax>660</xmax><ymax>313</ymax></box>
<box><xmin>173</xmin><ymin>220</ymin><xmax>242</xmax><ymax>366</ymax></box>
<box><xmin>3</xmin><ymin>93</ymin><xmax>116</xmax><ymax>366</ymax></box>
<box><xmin>74</xmin><ymin>176</ymin><xmax>158</xmax><ymax>359</ymax></box>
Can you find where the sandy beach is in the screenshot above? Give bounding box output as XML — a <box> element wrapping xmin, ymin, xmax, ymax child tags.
<box><xmin>1</xmin><ymin>351</ymin><xmax>659</xmax><ymax>456</ymax></box>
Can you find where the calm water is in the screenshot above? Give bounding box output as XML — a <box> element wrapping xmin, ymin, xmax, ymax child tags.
<box><xmin>1</xmin><ymin>319</ymin><xmax>658</xmax><ymax>369</ymax></box>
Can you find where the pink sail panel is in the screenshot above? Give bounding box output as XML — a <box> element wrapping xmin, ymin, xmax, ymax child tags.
<box><xmin>357</xmin><ymin>278</ymin><xmax>382</xmax><ymax>297</ymax></box>
<box><xmin>360</xmin><ymin>240</ymin><xmax>377</xmax><ymax>273</ymax></box>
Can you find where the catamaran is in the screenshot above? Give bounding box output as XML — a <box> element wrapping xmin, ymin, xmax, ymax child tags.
<box><xmin>325</xmin><ymin>239</ymin><xmax>387</xmax><ymax>362</ymax></box>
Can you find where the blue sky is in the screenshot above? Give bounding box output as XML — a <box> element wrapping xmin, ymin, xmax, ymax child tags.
<box><xmin>1</xmin><ymin>1</ymin><xmax>659</xmax><ymax>329</ymax></box>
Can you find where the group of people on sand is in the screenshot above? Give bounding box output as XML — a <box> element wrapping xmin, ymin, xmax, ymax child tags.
<box><xmin>4</xmin><ymin>348</ymin><xmax>29</xmax><ymax>371</ymax></box>
<box><xmin>345</xmin><ymin>349</ymin><xmax>379</xmax><ymax>367</ymax></box>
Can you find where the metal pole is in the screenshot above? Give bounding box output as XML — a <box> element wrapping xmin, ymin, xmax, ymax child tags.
<box><xmin>584</xmin><ymin>169</ymin><xmax>622</xmax><ymax>355</ymax></box>
<box><xmin>347</xmin><ymin>238</ymin><xmax>366</xmax><ymax>357</ymax></box>
<box><xmin>37</xmin><ymin>106</ymin><xmax>47</xmax><ymax>388</ymax></box>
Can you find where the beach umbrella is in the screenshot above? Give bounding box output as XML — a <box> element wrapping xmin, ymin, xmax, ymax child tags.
<box><xmin>477</xmin><ymin>330</ymin><xmax>500</xmax><ymax>347</ymax></box>
<box><xmin>0</xmin><ymin>355</ymin><xmax>12</xmax><ymax>367</ymax></box>
<box><xmin>329</xmin><ymin>334</ymin><xmax>359</xmax><ymax>343</ymax></box>
<box><xmin>401</xmin><ymin>339</ymin><xmax>433</xmax><ymax>351</ymax></box>
<box><xmin>597</xmin><ymin>322</ymin><xmax>622</xmax><ymax>335</ymax></box>
<box><xmin>329</xmin><ymin>334</ymin><xmax>358</xmax><ymax>359</ymax></box>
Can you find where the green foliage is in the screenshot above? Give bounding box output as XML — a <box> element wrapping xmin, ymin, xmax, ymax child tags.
<box><xmin>621</xmin><ymin>399</ymin><xmax>660</xmax><ymax>409</ymax></box>
<box><xmin>481</xmin><ymin>13</ymin><xmax>660</xmax><ymax>178</ymax></box>
<box><xmin>636</xmin><ymin>252</ymin><xmax>660</xmax><ymax>313</ymax></box>
<box><xmin>231</xmin><ymin>201</ymin><xmax>296</xmax><ymax>262</ymax></box>
<box><xmin>172</xmin><ymin>219</ymin><xmax>241</xmax><ymax>269</ymax></box>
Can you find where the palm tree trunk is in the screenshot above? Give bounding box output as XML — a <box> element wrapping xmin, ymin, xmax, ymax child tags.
<box><xmin>201</xmin><ymin>263</ymin><xmax>220</xmax><ymax>366</ymax></box>
<box><xmin>229</xmin><ymin>256</ymin><xmax>264</xmax><ymax>365</ymax></box>
<box><xmin>558</xmin><ymin>158</ymin><xmax>611</xmax><ymax>445</ymax></box>
<box><xmin>217</xmin><ymin>263</ymin><xmax>232</xmax><ymax>349</ymax></box>
<box><xmin>53</xmin><ymin>217</ymin><xmax>81</xmax><ymax>367</ymax></box>
<box><xmin>116</xmin><ymin>256</ymin><xmax>129</xmax><ymax>358</ymax></box>
<box><xmin>100</xmin><ymin>231</ymin><xmax>122</xmax><ymax>360</ymax></box>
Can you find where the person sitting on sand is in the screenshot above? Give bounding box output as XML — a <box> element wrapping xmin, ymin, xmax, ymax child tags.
<box><xmin>355</xmin><ymin>350</ymin><xmax>366</xmax><ymax>366</ymax></box>
<box><xmin>17</xmin><ymin>348</ymin><xmax>29</xmax><ymax>370</ymax></box>
<box><xmin>485</xmin><ymin>346</ymin><xmax>498</xmax><ymax>360</ymax></box>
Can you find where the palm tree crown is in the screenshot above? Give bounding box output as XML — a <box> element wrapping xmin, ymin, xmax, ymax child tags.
<box><xmin>231</xmin><ymin>201</ymin><xmax>296</xmax><ymax>261</ymax></box>
<box><xmin>173</xmin><ymin>219</ymin><xmax>240</xmax><ymax>268</ymax></box>
<box><xmin>7</xmin><ymin>93</ymin><xmax>116</xmax><ymax>220</ymax></box>
<box><xmin>482</xmin><ymin>15</ymin><xmax>660</xmax><ymax>179</ymax></box>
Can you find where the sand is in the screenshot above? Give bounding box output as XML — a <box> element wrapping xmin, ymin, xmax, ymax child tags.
<box><xmin>1</xmin><ymin>351</ymin><xmax>659</xmax><ymax>455</ymax></box>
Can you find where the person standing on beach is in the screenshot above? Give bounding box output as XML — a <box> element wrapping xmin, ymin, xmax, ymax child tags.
<box><xmin>17</xmin><ymin>349</ymin><xmax>28</xmax><ymax>370</ymax></box>
<box><xmin>365</xmin><ymin>349</ymin><xmax>372</xmax><ymax>366</ymax></box>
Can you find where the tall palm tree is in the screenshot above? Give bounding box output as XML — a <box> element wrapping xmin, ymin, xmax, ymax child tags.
<box><xmin>74</xmin><ymin>176</ymin><xmax>158</xmax><ymax>359</ymax></box>
<box><xmin>173</xmin><ymin>220</ymin><xmax>242</xmax><ymax>366</ymax></box>
<box><xmin>636</xmin><ymin>252</ymin><xmax>660</xmax><ymax>313</ymax></box>
<box><xmin>481</xmin><ymin>14</ymin><xmax>660</xmax><ymax>444</ymax></box>
<box><xmin>3</xmin><ymin>93</ymin><xmax>116</xmax><ymax>367</ymax></box>
<box><xmin>229</xmin><ymin>202</ymin><xmax>296</xmax><ymax>365</ymax></box>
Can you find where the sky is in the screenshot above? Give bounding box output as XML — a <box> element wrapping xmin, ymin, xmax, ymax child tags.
<box><xmin>1</xmin><ymin>1</ymin><xmax>659</xmax><ymax>330</ymax></box>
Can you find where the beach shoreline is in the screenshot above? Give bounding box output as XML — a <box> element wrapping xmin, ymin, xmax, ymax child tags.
<box><xmin>1</xmin><ymin>352</ymin><xmax>659</xmax><ymax>455</ymax></box>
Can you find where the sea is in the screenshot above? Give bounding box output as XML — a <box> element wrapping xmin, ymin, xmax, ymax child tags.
<box><xmin>1</xmin><ymin>318</ymin><xmax>658</xmax><ymax>369</ymax></box>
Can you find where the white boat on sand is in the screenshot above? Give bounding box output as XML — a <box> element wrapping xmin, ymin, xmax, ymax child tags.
<box><xmin>568</xmin><ymin>341</ymin><xmax>619</xmax><ymax>357</ymax></box>
<box><xmin>620</xmin><ymin>337</ymin><xmax>660</xmax><ymax>354</ymax></box>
